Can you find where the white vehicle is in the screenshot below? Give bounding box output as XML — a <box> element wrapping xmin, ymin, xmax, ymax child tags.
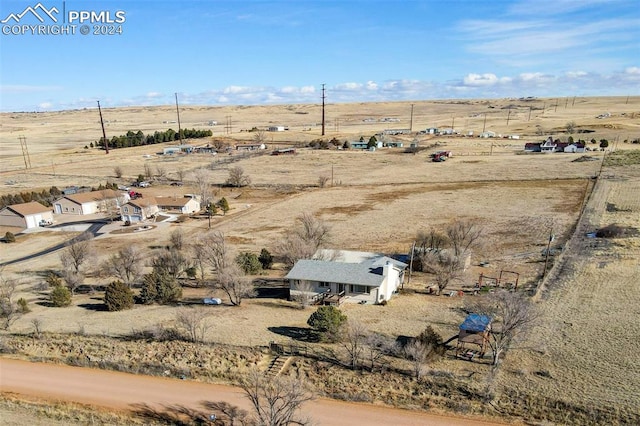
<box><xmin>138</xmin><ymin>181</ymin><xmax>151</xmax><ymax>188</ymax></box>
<box><xmin>203</xmin><ymin>298</ymin><xmax>222</xmax><ymax>305</ymax></box>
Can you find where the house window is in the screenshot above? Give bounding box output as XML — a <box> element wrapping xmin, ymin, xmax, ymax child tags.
<box><xmin>351</xmin><ymin>285</ymin><xmax>368</xmax><ymax>294</ymax></box>
<box><xmin>319</xmin><ymin>282</ymin><xmax>330</xmax><ymax>288</ymax></box>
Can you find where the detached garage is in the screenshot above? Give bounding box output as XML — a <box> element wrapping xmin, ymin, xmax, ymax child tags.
<box><xmin>0</xmin><ymin>201</ymin><xmax>53</xmax><ymax>229</ymax></box>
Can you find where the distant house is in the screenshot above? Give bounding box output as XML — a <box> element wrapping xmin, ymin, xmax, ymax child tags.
<box><xmin>271</xmin><ymin>148</ymin><xmax>296</xmax><ymax>156</ymax></box>
<box><xmin>479</xmin><ymin>131</ymin><xmax>496</xmax><ymax>138</ymax></box>
<box><xmin>163</xmin><ymin>145</ymin><xmax>193</xmax><ymax>155</ymax></box>
<box><xmin>268</xmin><ymin>126</ymin><xmax>288</xmax><ymax>132</ymax></box>
<box><xmin>384</xmin><ymin>141</ymin><xmax>404</xmax><ymax>148</ymax></box>
<box><xmin>424</xmin><ymin>127</ymin><xmax>438</xmax><ymax>135</ymax></box>
<box><xmin>563</xmin><ymin>142</ymin><xmax>586</xmax><ymax>153</ymax></box>
<box><xmin>236</xmin><ymin>143</ymin><xmax>266</xmax><ymax>151</ymax></box>
<box><xmin>524</xmin><ymin>142</ymin><xmax>542</xmax><ymax>152</ymax></box>
<box><xmin>53</xmin><ymin>189</ymin><xmax>124</xmax><ymax>215</ymax></box>
<box><xmin>0</xmin><ymin>201</ymin><xmax>53</xmax><ymax>229</ymax></box>
<box><xmin>120</xmin><ymin>197</ymin><xmax>159</xmax><ymax>223</ymax></box>
<box><xmin>285</xmin><ymin>249</ymin><xmax>407</xmax><ymax>305</ymax></box>
<box><xmin>155</xmin><ymin>196</ymin><xmax>200</xmax><ymax>214</ymax></box>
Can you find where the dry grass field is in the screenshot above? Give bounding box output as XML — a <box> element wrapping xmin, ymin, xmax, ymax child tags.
<box><xmin>1</xmin><ymin>97</ymin><xmax>639</xmax><ymax>425</ymax></box>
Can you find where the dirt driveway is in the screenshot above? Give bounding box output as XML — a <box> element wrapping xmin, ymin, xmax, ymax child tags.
<box><xmin>0</xmin><ymin>358</ymin><xmax>507</xmax><ymax>426</ymax></box>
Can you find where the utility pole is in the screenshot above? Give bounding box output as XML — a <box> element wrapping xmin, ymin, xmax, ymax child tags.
<box><xmin>410</xmin><ymin>103</ymin><xmax>414</xmax><ymax>132</ymax></box>
<box><xmin>97</xmin><ymin>101</ymin><xmax>109</xmax><ymax>154</ymax></box>
<box><xmin>528</xmin><ymin>106</ymin><xmax>532</xmax><ymax>121</ymax></box>
<box><xmin>542</xmin><ymin>226</ymin><xmax>554</xmax><ymax>278</ymax></box>
<box><xmin>451</xmin><ymin>115</ymin><xmax>455</xmax><ymax>133</ymax></box>
<box><xmin>482</xmin><ymin>113</ymin><xmax>487</xmax><ymax>133</ymax></box>
<box><xmin>225</xmin><ymin>115</ymin><xmax>232</xmax><ymax>134</ymax></box>
<box><xmin>406</xmin><ymin>241</ymin><xmax>416</xmax><ymax>288</ymax></box>
<box><xmin>331</xmin><ymin>163</ymin><xmax>334</xmax><ymax>187</ymax></box>
<box><xmin>506</xmin><ymin>107</ymin><xmax>511</xmax><ymax>126</ymax></box>
<box><xmin>18</xmin><ymin>136</ymin><xmax>32</xmax><ymax>169</ymax></box>
<box><xmin>321</xmin><ymin>83</ymin><xmax>326</xmax><ymax>136</ymax></box>
<box><xmin>572</xmin><ymin>96</ymin><xmax>576</xmax><ymax>107</ymax></box>
<box><xmin>175</xmin><ymin>92</ymin><xmax>183</xmax><ymax>145</ymax></box>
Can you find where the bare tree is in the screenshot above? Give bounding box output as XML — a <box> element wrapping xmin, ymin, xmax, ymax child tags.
<box><xmin>240</xmin><ymin>370</ymin><xmax>313</xmax><ymax>426</ymax></box>
<box><xmin>144</xmin><ymin>162</ymin><xmax>153</xmax><ymax>179</ymax></box>
<box><xmin>191</xmin><ymin>234</ymin><xmax>209</xmax><ymax>283</ymax></box>
<box><xmin>467</xmin><ymin>290</ymin><xmax>538</xmax><ymax>368</ymax></box>
<box><xmin>201</xmin><ymin>230</ymin><xmax>230</xmax><ymax>273</ymax></box>
<box><xmin>291</xmin><ymin>280</ymin><xmax>316</xmax><ymax>309</ymax></box>
<box><xmin>211</xmin><ymin>138</ymin><xmax>230</xmax><ymax>152</ymax></box>
<box><xmin>175</xmin><ymin>307</ymin><xmax>210</xmax><ymax>343</ymax></box>
<box><xmin>404</xmin><ymin>339</ymin><xmax>430</xmax><ymax>379</ymax></box>
<box><xmin>317</xmin><ymin>174</ymin><xmax>330</xmax><ymax>188</ymax></box>
<box><xmin>253</xmin><ymin>129</ymin><xmax>267</xmax><ymax>144</ymax></box>
<box><xmin>175</xmin><ymin>167</ymin><xmax>186</xmax><ymax>182</ymax></box>
<box><xmin>0</xmin><ymin>268</ymin><xmax>21</xmax><ymax>330</ymax></box>
<box><xmin>364</xmin><ymin>332</ymin><xmax>392</xmax><ymax>372</ymax></box>
<box><xmin>60</xmin><ymin>232</ymin><xmax>93</xmax><ymax>275</ymax></box>
<box><xmin>113</xmin><ymin>165</ymin><xmax>123</xmax><ymax>178</ymax></box>
<box><xmin>154</xmin><ymin>165</ymin><xmax>167</xmax><ymax>180</ymax></box>
<box><xmin>60</xmin><ymin>232</ymin><xmax>93</xmax><ymax>293</ymax></box>
<box><xmin>275</xmin><ymin>213</ymin><xmax>331</xmax><ymax>269</ymax></box>
<box><xmin>215</xmin><ymin>263</ymin><xmax>255</xmax><ymax>306</ymax></box>
<box><xmin>226</xmin><ymin>166</ymin><xmax>251</xmax><ymax>188</ymax></box>
<box><xmin>101</xmin><ymin>245</ymin><xmax>145</xmax><ymax>288</ymax></box>
<box><xmin>341</xmin><ymin>320</ymin><xmax>368</xmax><ymax>369</ymax></box>
<box><xmin>415</xmin><ymin>229</ymin><xmax>448</xmax><ymax>254</ymax></box>
<box><xmin>169</xmin><ymin>228</ymin><xmax>186</xmax><ymax>252</ymax></box>
<box><xmin>192</xmin><ymin>168</ymin><xmax>213</xmax><ymax>207</ymax></box>
<box><xmin>150</xmin><ymin>248</ymin><xmax>190</xmax><ymax>280</ymax></box>
<box><xmin>566</xmin><ymin>121</ymin><xmax>576</xmax><ymax>134</ymax></box>
<box><xmin>446</xmin><ymin>219</ymin><xmax>482</xmax><ymax>258</ymax></box>
<box><xmin>422</xmin><ymin>250</ymin><xmax>466</xmax><ymax>295</ymax></box>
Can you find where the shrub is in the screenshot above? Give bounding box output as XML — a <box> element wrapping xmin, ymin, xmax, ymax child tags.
<box><xmin>139</xmin><ymin>271</ymin><xmax>182</xmax><ymax>305</ymax></box>
<box><xmin>307</xmin><ymin>306</ymin><xmax>347</xmax><ymax>342</ymax></box>
<box><xmin>235</xmin><ymin>252</ymin><xmax>262</xmax><ymax>275</ymax></box>
<box><xmin>416</xmin><ymin>325</ymin><xmax>446</xmax><ymax>357</ymax></box>
<box><xmin>104</xmin><ymin>280</ymin><xmax>134</xmax><ymax>311</ymax></box>
<box><xmin>50</xmin><ymin>285</ymin><xmax>72</xmax><ymax>307</ymax></box>
<box><xmin>4</xmin><ymin>232</ymin><xmax>16</xmax><ymax>243</ymax></box>
<box><xmin>258</xmin><ymin>248</ymin><xmax>273</xmax><ymax>269</ymax></box>
<box><xmin>17</xmin><ymin>298</ymin><xmax>30</xmax><ymax>313</ymax></box>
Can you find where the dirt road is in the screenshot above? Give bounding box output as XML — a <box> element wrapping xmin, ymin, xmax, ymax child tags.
<box><xmin>0</xmin><ymin>358</ymin><xmax>506</xmax><ymax>425</ymax></box>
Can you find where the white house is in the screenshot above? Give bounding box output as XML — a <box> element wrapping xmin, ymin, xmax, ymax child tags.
<box><xmin>479</xmin><ymin>131</ymin><xmax>496</xmax><ymax>138</ymax></box>
<box><xmin>53</xmin><ymin>189</ymin><xmax>125</xmax><ymax>215</ymax></box>
<box><xmin>563</xmin><ymin>143</ymin><xmax>586</xmax><ymax>153</ymax></box>
<box><xmin>268</xmin><ymin>126</ymin><xmax>288</xmax><ymax>132</ymax></box>
<box><xmin>285</xmin><ymin>250</ymin><xmax>407</xmax><ymax>305</ymax></box>
<box><xmin>155</xmin><ymin>196</ymin><xmax>200</xmax><ymax>214</ymax></box>
<box><xmin>0</xmin><ymin>201</ymin><xmax>53</xmax><ymax>229</ymax></box>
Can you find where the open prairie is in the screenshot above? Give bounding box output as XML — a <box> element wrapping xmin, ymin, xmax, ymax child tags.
<box><xmin>1</xmin><ymin>97</ymin><xmax>639</xmax><ymax>424</ymax></box>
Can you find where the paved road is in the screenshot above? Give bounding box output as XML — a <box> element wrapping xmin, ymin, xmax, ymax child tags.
<box><xmin>0</xmin><ymin>358</ymin><xmax>507</xmax><ymax>426</ymax></box>
<box><xmin>0</xmin><ymin>221</ymin><xmax>106</xmax><ymax>267</ymax></box>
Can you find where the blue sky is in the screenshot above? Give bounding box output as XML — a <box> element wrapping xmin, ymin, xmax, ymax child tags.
<box><xmin>0</xmin><ymin>0</ymin><xmax>638</xmax><ymax>111</ymax></box>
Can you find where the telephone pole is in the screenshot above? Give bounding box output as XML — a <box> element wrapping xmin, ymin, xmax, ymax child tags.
<box><xmin>175</xmin><ymin>92</ymin><xmax>183</xmax><ymax>145</ymax></box>
<box><xmin>321</xmin><ymin>83</ymin><xmax>326</xmax><ymax>136</ymax></box>
<box><xmin>97</xmin><ymin>101</ymin><xmax>109</xmax><ymax>154</ymax></box>
<box><xmin>18</xmin><ymin>136</ymin><xmax>32</xmax><ymax>169</ymax></box>
<box><xmin>410</xmin><ymin>103</ymin><xmax>414</xmax><ymax>132</ymax></box>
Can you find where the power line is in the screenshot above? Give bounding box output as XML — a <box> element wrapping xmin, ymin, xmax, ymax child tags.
<box><xmin>18</xmin><ymin>135</ymin><xmax>32</xmax><ymax>169</ymax></box>
<box><xmin>321</xmin><ymin>83</ymin><xmax>326</xmax><ymax>136</ymax></box>
<box><xmin>97</xmin><ymin>100</ymin><xmax>109</xmax><ymax>154</ymax></box>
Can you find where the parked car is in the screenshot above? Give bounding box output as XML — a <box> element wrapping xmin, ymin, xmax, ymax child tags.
<box><xmin>39</xmin><ymin>219</ymin><xmax>53</xmax><ymax>227</ymax></box>
<box><xmin>138</xmin><ymin>181</ymin><xmax>151</xmax><ymax>188</ymax></box>
<box><xmin>203</xmin><ymin>298</ymin><xmax>222</xmax><ymax>305</ymax></box>
<box><xmin>170</xmin><ymin>182</ymin><xmax>184</xmax><ymax>186</ymax></box>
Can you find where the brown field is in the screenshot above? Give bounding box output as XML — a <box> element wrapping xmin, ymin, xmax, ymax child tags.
<box><xmin>1</xmin><ymin>97</ymin><xmax>639</xmax><ymax>425</ymax></box>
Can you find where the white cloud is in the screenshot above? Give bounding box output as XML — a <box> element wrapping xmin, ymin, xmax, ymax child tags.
<box><xmin>1</xmin><ymin>84</ymin><xmax>63</xmax><ymax>93</ymax></box>
<box><xmin>625</xmin><ymin>67</ymin><xmax>640</xmax><ymax>75</ymax></box>
<box><xmin>37</xmin><ymin>102</ymin><xmax>53</xmax><ymax>109</ymax></box>
<box><xmin>463</xmin><ymin>73</ymin><xmax>506</xmax><ymax>86</ymax></box>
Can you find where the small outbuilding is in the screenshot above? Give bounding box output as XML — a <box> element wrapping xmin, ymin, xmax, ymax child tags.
<box><xmin>456</xmin><ymin>314</ymin><xmax>492</xmax><ymax>359</ymax></box>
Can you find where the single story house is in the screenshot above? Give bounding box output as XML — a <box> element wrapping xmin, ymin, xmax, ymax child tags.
<box><xmin>285</xmin><ymin>249</ymin><xmax>407</xmax><ymax>305</ymax></box>
<box><xmin>563</xmin><ymin>143</ymin><xmax>586</xmax><ymax>153</ymax></box>
<box><xmin>479</xmin><ymin>131</ymin><xmax>496</xmax><ymax>138</ymax></box>
<box><xmin>236</xmin><ymin>143</ymin><xmax>266</xmax><ymax>151</ymax></box>
<box><xmin>0</xmin><ymin>201</ymin><xmax>53</xmax><ymax>229</ymax></box>
<box><xmin>155</xmin><ymin>196</ymin><xmax>200</xmax><ymax>214</ymax></box>
<box><xmin>268</xmin><ymin>126</ymin><xmax>288</xmax><ymax>132</ymax></box>
<box><xmin>53</xmin><ymin>189</ymin><xmax>124</xmax><ymax>215</ymax></box>
<box><xmin>524</xmin><ymin>142</ymin><xmax>542</xmax><ymax>152</ymax></box>
<box><xmin>120</xmin><ymin>197</ymin><xmax>159</xmax><ymax>223</ymax></box>
<box><xmin>163</xmin><ymin>145</ymin><xmax>193</xmax><ymax>155</ymax></box>
<box><xmin>384</xmin><ymin>141</ymin><xmax>404</xmax><ymax>148</ymax></box>
<box><xmin>424</xmin><ymin>127</ymin><xmax>438</xmax><ymax>135</ymax></box>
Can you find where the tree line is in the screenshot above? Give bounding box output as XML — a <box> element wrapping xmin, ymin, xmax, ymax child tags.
<box><xmin>95</xmin><ymin>128</ymin><xmax>213</xmax><ymax>150</ymax></box>
<box><xmin>0</xmin><ymin>182</ymin><xmax>119</xmax><ymax>210</ymax></box>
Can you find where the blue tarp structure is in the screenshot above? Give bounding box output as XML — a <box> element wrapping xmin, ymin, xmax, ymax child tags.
<box><xmin>460</xmin><ymin>314</ymin><xmax>492</xmax><ymax>332</ymax></box>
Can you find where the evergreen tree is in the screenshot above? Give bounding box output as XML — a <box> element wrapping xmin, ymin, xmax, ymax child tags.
<box><xmin>235</xmin><ymin>252</ymin><xmax>262</xmax><ymax>275</ymax></box>
<box><xmin>50</xmin><ymin>284</ymin><xmax>72</xmax><ymax>307</ymax></box>
<box><xmin>104</xmin><ymin>280</ymin><xmax>134</xmax><ymax>311</ymax></box>
<box><xmin>218</xmin><ymin>197</ymin><xmax>230</xmax><ymax>215</ymax></box>
<box><xmin>258</xmin><ymin>248</ymin><xmax>273</xmax><ymax>269</ymax></box>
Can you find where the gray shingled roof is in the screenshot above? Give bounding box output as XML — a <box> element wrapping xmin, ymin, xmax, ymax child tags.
<box><xmin>285</xmin><ymin>255</ymin><xmax>407</xmax><ymax>287</ymax></box>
